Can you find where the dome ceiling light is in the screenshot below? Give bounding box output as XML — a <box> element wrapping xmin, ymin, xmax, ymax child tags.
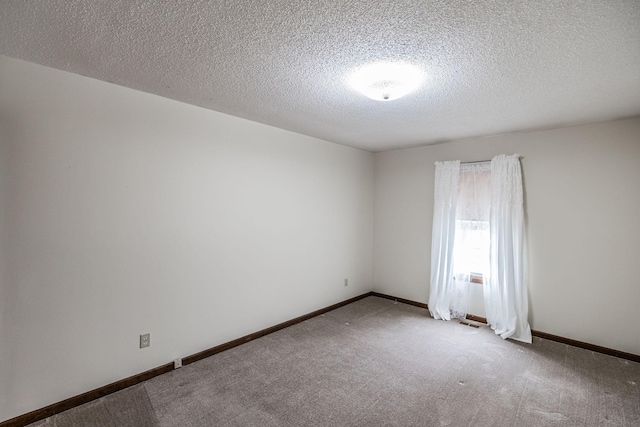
<box><xmin>348</xmin><ymin>62</ymin><xmax>425</xmax><ymax>102</ymax></box>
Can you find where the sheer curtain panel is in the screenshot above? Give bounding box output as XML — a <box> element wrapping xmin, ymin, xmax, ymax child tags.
<box><xmin>428</xmin><ymin>161</ymin><xmax>460</xmax><ymax>320</ymax></box>
<box><xmin>485</xmin><ymin>154</ymin><xmax>532</xmax><ymax>343</ymax></box>
<box><xmin>451</xmin><ymin>163</ymin><xmax>491</xmax><ymax>319</ymax></box>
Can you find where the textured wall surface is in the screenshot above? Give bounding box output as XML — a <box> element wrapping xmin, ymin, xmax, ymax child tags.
<box><xmin>0</xmin><ymin>56</ymin><xmax>373</xmax><ymax>422</ymax></box>
<box><xmin>1</xmin><ymin>0</ymin><xmax>639</xmax><ymax>151</ymax></box>
<box><xmin>373</xmin><ymin>116</ymin><xmax>640</xmax><ymax>356</ymax></box>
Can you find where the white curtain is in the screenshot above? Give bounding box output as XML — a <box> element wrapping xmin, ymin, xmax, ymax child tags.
<box><xmin>485</xmin><ymin>154</ymin><xmax>532</xmax><ymax>343</ymax></box>
<box><xmin>428</xmin><ymin>161</ymin><xmax>460</xmax><ymax>320</ymax></box>
<box><xmin>428</xmin><ymin>154</ymin><xmax>531</xmax><ymax>344</ymax></box>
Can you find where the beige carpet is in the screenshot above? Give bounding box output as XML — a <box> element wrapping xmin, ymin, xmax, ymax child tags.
<box><xmin>28</xmin><ymin>296</ymin><xmax>640</xmax><ymax>426</ymax></box>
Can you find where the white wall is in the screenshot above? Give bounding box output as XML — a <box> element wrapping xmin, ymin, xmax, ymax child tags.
<box><xmin>0</xmin><ymin>56</ymin><xmax>374</xmax><ymax>422</ymax></box>
<box><xmin>0</xmin><ymin>104</ymin><xmax>9</xmax><ymax>420</ymax></box>
<box><xmin>374</xmin><ymin>117</ymin><xmax>640</xmax><ymax>356</ymax></box>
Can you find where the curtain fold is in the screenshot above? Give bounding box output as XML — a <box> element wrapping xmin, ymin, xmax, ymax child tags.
<box><xmin>485</xmin><ymin>154</ymin><xmax>532</xmax><ymax>343</ymax></box>
<box><xmin>428</xmin><ymin>161</ymin><xmax>460</xmax><ymax>320</ymax></box>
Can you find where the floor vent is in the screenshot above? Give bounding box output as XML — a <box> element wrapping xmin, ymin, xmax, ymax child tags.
<box><xmin>459</xmin><ymin>321</ymin><xmax>480</xmax><ymax>328</ymax></box>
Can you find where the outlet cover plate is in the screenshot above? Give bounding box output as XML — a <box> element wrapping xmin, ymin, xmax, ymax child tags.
<box><xmin>140</xmin><ymin>333</ymin><xmax>150</xmax><ymax>348</ymax></box>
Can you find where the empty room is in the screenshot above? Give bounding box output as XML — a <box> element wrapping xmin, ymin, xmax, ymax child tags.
<box><xmin>1</xmin><ymin>1</ymin><xmax>639</xmax><ymax>426</ymax></box>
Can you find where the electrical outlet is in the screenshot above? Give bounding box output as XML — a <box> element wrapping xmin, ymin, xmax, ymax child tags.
<box><xmin>174</xmin><ymin>358</ymin><xmax>182</xmax><ymax>369</ymax></box>
<box><xmin>140</xmin><ymin>333</ymin><xmax>150</xmax><ymax>348</ymax></box>
<box><xmin>344</xmin><ymin>278</ymin><xmax>348</xmax><ymax>287</ymax></box>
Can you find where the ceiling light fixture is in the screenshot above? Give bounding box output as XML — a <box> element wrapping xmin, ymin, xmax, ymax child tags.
<box><xmin>348</xmin><ymin>62</ymin><xmax>425</xmax><ymax>102</ymax></box>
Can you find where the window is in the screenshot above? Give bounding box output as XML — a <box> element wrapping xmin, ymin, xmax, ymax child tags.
<box><xmin>452</xmin><ymin>163</ymin><xmax>491</xmax><ymax>285</ymax></box>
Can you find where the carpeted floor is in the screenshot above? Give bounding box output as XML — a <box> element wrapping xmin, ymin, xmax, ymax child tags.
<box><xmin>28</xmin><ymin>296</ymin><xmax>640</xmax><ymax>426</ymax></box>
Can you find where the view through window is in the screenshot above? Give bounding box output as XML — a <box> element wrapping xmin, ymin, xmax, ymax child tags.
<box><xmin>453</xmin><ymin>163</ymin><xmax>491</xmax><ymax>285</ymax></box>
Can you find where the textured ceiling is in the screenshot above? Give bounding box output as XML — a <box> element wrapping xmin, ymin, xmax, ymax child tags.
<box><xmin>1</xmin><ymin>1</ymin><xmax>639</xmax><ymax>152</ymax></box>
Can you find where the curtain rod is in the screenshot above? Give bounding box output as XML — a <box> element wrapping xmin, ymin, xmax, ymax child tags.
<box><xmin>461</xmin><ymin>160</ymin><xmax>491</xmax><ymax>165</ymax></box>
